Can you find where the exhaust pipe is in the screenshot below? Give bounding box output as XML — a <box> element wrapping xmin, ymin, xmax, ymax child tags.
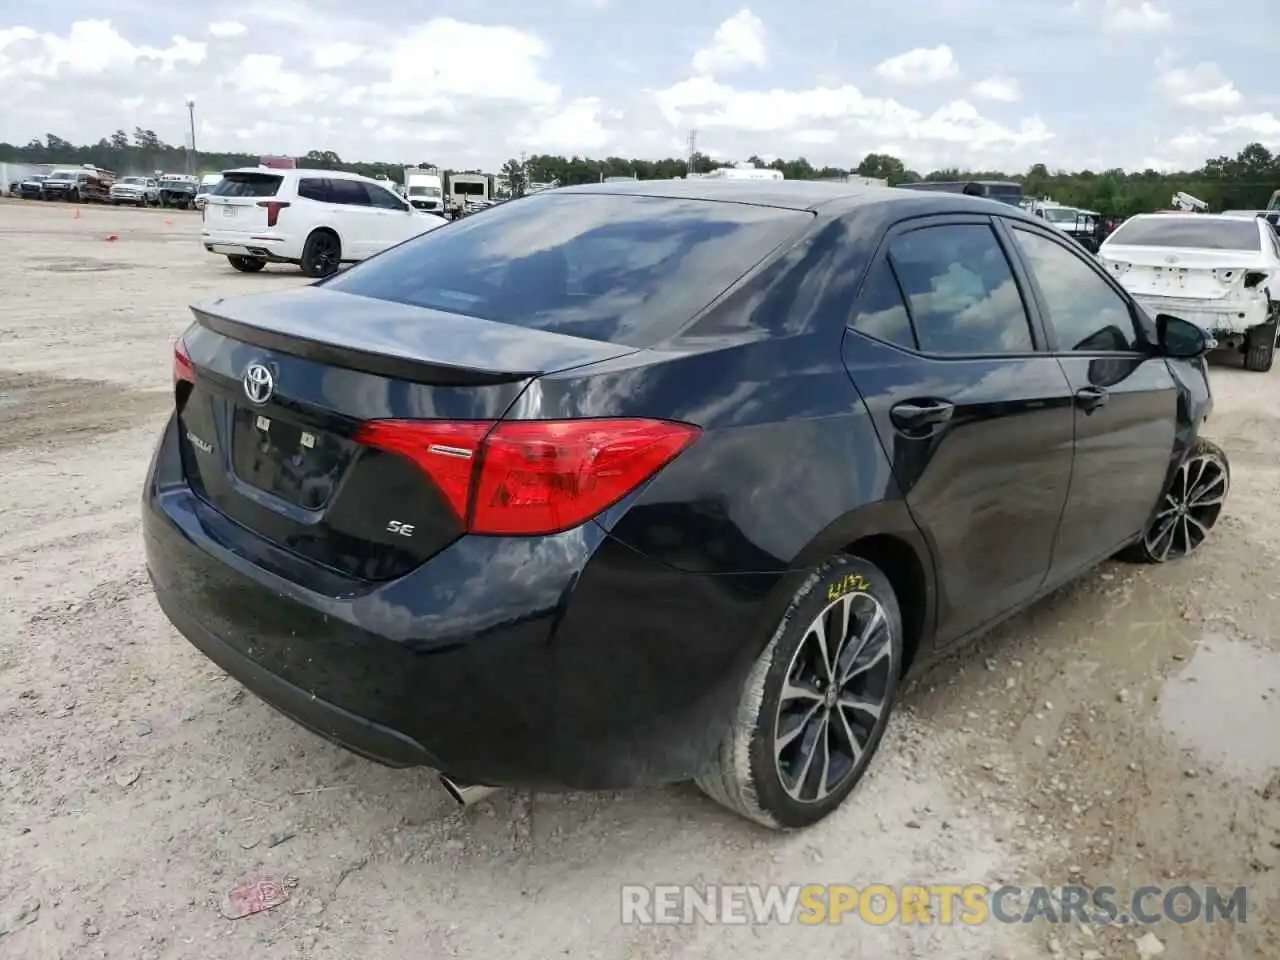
<box><xmin>439</xmin><ymin>774</ymin><xmax>499</xmax><ymax>807</ymax></box>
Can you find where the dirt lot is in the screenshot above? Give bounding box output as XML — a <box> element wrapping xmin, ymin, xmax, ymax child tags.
<box><xmin>0</xmin><ymin>199</ymin><xmax>1276</xmax><ymax>960</ymax></box>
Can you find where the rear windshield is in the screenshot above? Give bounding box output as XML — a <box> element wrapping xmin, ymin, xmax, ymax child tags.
<box><xmin>322</xmin><ymin>193</ymin><xmax>811</xmax><ymax>346</ymax></box>
<box><xmin>211</xmin><ymin>172</ymin><xmax>282</xmax><ymax>198</ymax></box>
<box><xmin>1107</xmin><ymin>217</ymin><xmax>1261</xmax><ymax>251</ymax></box>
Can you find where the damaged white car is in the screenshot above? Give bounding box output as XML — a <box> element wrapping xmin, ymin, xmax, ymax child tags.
<box><xmin>1099</xmin><ymin>213</ymin><xmax>1279</xmax><ymax>371</ymax></box>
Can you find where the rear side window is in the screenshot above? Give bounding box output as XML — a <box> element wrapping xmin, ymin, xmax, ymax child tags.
<box><xmin>321</xmin><ymin>193</ymin><xmax>811</xmax><ymax>346</ymax></box>
<box><xmin>887</xmin><ymin>224</ymin><xmax>1034</xmax><ymax>354</ymax></box>
<box><xmin>211</xmin><ymin>172</ymin><xmax>283</xmax><ymax>198</ymax></box>
<box><xmin>850</xmin><ymin>259</ymin><xmax>916</xmax><ymax>350</ymax></box>
<box><xmin>298</xmin><ymin>178</ymin><xmax>329</xmax><ymax>202</ymax></box>
<box><xmin>327</xmin><ymin>179</ymin><xmax>372</xmax><ymax>206</ymax></box>
<box><xmin>1107</xmin><ymin>217</ymin><xmax>1261</xmax><ymax>251</ymax></box>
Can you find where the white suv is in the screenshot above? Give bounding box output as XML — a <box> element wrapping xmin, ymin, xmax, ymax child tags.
<box><xmin>200</xmin><ymin>167</ymin><xmax>449</xmax><ymax>276</ymax></box>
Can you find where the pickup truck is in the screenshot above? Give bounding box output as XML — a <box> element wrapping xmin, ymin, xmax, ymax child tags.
<box><xmin>42</xmin><ymin>166</ymin><xmax>116</xmax><ymax>203</ymax></box>
<box><xmin>109</xmin><ymin>176</ymin><xmax>160</xmax><ymax>207</ymax></box>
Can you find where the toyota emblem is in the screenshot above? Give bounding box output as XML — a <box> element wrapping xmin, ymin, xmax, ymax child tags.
<box><xmin>243</xmin><ymin>363</ymin><xmax>275</xmax><ymax>405</ymax></box>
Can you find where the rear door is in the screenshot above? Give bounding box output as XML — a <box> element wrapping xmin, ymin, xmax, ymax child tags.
<box><xmin>324</xmin><ymin>179</ymin><xmax>379</xmax><ymax>257</ymax></box>
<box><xmin>842</xmin><ymin>216</ymin><xmax>1076</xmax><ymax>643</ymax></box>
<box><xmin>1001</xmin><ymin>220</ymin><xmax>1178</xmax><ymax>578</ymax></box>
<box><xmin>205</xmin><ymin>171</ymin><xmax>286</xmax><ymax>237</ymax></box>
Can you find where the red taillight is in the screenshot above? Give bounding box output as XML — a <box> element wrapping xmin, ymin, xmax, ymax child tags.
<box><xmin>173</xmin><ymin>338</ymin><xmax>195</xmax><ymax>384</ymax></box>
<box><xmin>353</xmin><ymin>418</ymin><xmax>701</xmax><ymax>536</ymax></box>
<box><xmin>256</xmin><ymin>199</ymin><xmax>291</xmax><ymax>227</ymax></box>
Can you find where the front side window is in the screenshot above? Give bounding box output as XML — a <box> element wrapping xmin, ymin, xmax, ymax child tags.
<box><xmin>363</xmin><ymin>183</ymin><xmax>406</xmax><ymax>210</ymax></box>
<box><xmin>1011</xmin><ymin>227</ymin><xmax>1140</xmax><ymax>352</ymax></box>
<box><xmin>322</xmin><ymin>193</ymin><xmax>811</xmax><ymax>346</ymax></box>
<box><xmin>886</xmin><ymin>224</ymin><xmax>1034</xmax><ymax>355</ymax></box>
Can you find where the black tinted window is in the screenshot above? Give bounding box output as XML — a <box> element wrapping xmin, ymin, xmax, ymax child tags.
<box><xmin>363</xmin><ymin>183</ymin><xmax>405</xmax><ymax>210</ymax></box>
<box><xmin>327</xmin><ymin>179</ymin><xmax>371</xmax><ymax>206</ymax></box>
<box><xmin>298</xmin><ymin>178</ymin><xmax>328</xmax><ymax>202</ymax></box>
<box><xmin>887</xmin><ymin>224</ymin><xmax>1033</xmax><ymax>354</ymax></box>
<box><xmin>851</xmin><ymin>259</ymin><xmax>916</xmax><ymax>350</ymax></box>
<box><xmin>1107</xmin><ymin>216</ymin><xmax>1261</xmax><ymax>251</ymax></box>
<box><xmin>322</xmin><ymin>193</ymin><xmax>810</xmax><ymax>346</ymax></box>
<box><xmin>1012</xmin><ymin>228</ymin><xmax>1139</xmax><ymax>352</ymax></box>
<box><xmin>211</xmin><ymin>172</ymin><xmax>282</xmax><ymax>198</ymax></box>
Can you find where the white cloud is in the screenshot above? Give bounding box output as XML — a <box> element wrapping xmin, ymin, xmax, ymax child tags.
<box><xmin>874</xmin><ymin>45</ymin><xmax>959</xmax><ymax>84</ymax></box>
<box><xmin>310</xmin><ymin>42</ymin><xmax>364</xmax><ymax>70</ymax></box>
<box><xmin>228</xmin><ymin>53</ymin><xmax>344</xmax><ymax>109</ymax></box>
<box><xmin>1102</xmin><ymin>0</ymin><xmax>1172</xmax><ymax>32</ymax></box>
<box><xmin>207</xmin><ymin>22</ymin><xmax>246</xmax><ymax>39</ymax></box>
<box><xmin>0</xmin><ymin>20</ymin><xmax>204</xmax><ymax>78</ymax></box>
<box><xmin>691</xmin><ymin>10</ymin><xmax>766</xmax><ymax>76</ymax></box>
<box><xmin>652</xmin><ymin>76</ymin><xmax>1051</xmax><ymax>167</ymax></box>
<box><xmin>523</xmin><ymin>97</ymin><xmax>613</xmax><ymax>153</ymax></box>
<box><xmin>1213</xmin><ymin>113</ymin><xmax>1280</xmax><ymax>141</ymax></box>
<box><xmin>970</xmin><ymin>77</ymin><xmax>1020</xmax><ymax>102</ymax></box>
<box><xmin>1158</xmin><ymin>63</ymin><xmax>1243</xmax><ymax>110</ymax></box>
<box><xmin>368</xmin><ymin>19</ymin><xmax>559</xmax><ymax>107</ymax></box>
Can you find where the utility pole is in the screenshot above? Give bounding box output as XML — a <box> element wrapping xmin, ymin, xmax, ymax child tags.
<box><xmin>185</xmin><ymin>99</ymin><xmax>197</xmax><ymax>175</ymax></box>
<box><xmin>686</xmin><ymin>130</ymin><xmax>698</xmax><ymax>177</ymax></box>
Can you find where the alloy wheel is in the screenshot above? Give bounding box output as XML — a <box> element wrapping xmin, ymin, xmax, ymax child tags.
<box><xmin>1142</xmin><ymin>452</ymin><xmax>1228</xmax><ymax>561</ymax></box>
<box><xmin>773</xmin><ymin>589</ymin><xmax>895</xmax><ymax>803</ymax></box>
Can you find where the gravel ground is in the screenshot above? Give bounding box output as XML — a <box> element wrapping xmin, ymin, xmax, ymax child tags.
<box><xmin>1</xmin><ymin>200</ymin><xmax>1276</xmax><ymax>960</ymax></box>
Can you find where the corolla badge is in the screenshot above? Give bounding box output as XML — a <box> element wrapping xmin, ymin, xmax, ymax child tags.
<box><xmin>243</xmin><ymin>362</ymin><xmax>275</xmax><ymax>405</ymax></box>
<box><xmin>1165</xmin><ymin>255</ymin><xmax>1180</xmax><ymax>264</ymax></box>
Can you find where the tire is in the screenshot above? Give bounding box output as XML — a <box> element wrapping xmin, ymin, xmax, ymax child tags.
<box><xmin>68</xmin><ymin>190</ymin><xmax>80</xmax><ymax>203</ymax></box>
<box><xmin>227</xmin><ymin>255</ymin><xmax>266</xmax><ymax>273</ymax></box>
<box><xmin>1244</xmin><ymin>320</ymin><xmax>1276</xmax><ymax>372</ymax></box>
<box><xmin>695</xmin><ymin>555</ymin><xmax>903</xmax><ymax>829</ymax></box>
<box><xmin>1119</xmin><ymin>438</ymin><xmax>1230</xmax><ymax>564</ymax></box>
<box><xmin>300</xmin><ymin>230</ymin><xmax>341</xmax><ymax>278</ymax></box>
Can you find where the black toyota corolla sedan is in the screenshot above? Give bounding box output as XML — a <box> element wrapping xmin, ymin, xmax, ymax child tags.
<box><xmin>144</xmin><ymin>179</ymin><xmax>1228</xmax><ymax>829</ymax></box>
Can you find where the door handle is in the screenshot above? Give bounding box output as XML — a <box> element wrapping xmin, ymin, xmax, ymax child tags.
<box><xmin>1074</xmin><ymin>386</ymin><xmax>1109</xmax><ymax>413</ymax></box>
<box><xmin>890</xmin><ymin>399</ymin><xmax>955</xmax><ymax>434</ymax></box>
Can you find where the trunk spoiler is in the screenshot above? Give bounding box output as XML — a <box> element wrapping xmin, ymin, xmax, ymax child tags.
<box><xmin>190</xmin><ymin>287</ymin><xmax>637</xmax><ymax>387</ymax></box>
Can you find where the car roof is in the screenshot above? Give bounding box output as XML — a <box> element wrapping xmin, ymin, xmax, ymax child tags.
<box><xmin>553</xmin><ymin>177</ymin><xmax>1034</xmax><ymax>220</ymax></box>
<box><xmin>220</xmin><ymin>167</ymin><xmax>372</xmax><ymax>182</ymax></box>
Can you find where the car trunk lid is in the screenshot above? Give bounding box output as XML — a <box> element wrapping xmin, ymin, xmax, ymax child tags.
<box><xmin>174</xmin><ymin>287</ymin><xmax>636</xmax><ymax>581</ymax></box>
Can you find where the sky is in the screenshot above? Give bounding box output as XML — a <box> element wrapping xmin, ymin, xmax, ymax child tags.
<box><xmin>0</xmin><ymin>0</ymin><xmax>1276</xmax><ymax>175</ymax></box>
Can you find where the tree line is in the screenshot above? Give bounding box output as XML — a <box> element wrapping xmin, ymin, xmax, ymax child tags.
<box><xmin>3</xmin><ymin>129</ymin><xmax>1278</xmax><ymax>216</ymax></box>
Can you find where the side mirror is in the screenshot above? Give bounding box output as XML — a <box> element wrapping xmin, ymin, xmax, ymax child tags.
<box><xmin>1156</xmin><ymin>314</ymin><xmax>1212</xmax><ymax>358</ymax></box>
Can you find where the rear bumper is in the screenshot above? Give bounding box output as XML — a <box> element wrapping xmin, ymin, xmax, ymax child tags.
<box><xmin>1133</xmin><ymin>293</ymin><xmax>1271</xmax><ymax>336</ymax></box>
<box><xmin>202</xmin><ymin>231</ymin><xmax>299</xmax><ymax>262</ymax></box>
<box><xmin>142</xmin><ymin>414</ymin><xmax>782</xmax><ymax>789</ymax></box>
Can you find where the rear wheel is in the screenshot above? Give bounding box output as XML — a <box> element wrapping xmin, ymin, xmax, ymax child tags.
<box><xmin>300</xmin><ymin>230</ymin><xmax>341</xmax><ymax>278</ymax></box>
<box><xmin>227</xmin><ymin>255</ymin><xmax>266</xmax><ymax>273</ymax></box>
<box><xmin>695</xmin><ymin>556</ymin><xmax>902</xmax><ymax>829</ymax></box>
<box><xmin>1121</xmin><ymin>438</ymin><xmax>1229</xmax><ymax>564</ymax></box>
<box><xmin>1244</xmin><ymin>319</ymin><xmax>1276</xmax><ymax>372</ymax></box>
